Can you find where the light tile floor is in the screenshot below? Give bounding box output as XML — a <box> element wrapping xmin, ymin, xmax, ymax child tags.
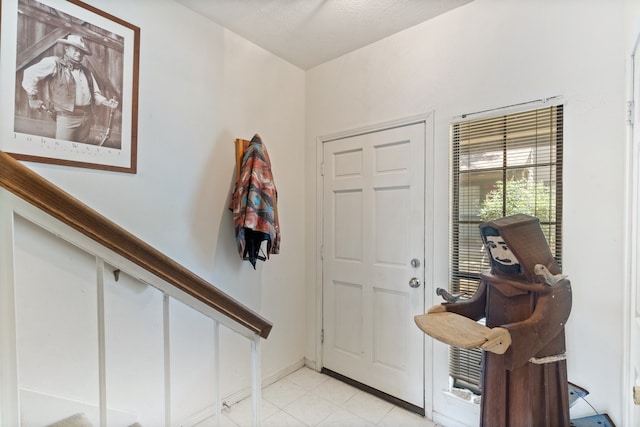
<box><xmin>219</xmin><ymin>367</ymin><xmax>441</xmax><ymax>427</ymax></box>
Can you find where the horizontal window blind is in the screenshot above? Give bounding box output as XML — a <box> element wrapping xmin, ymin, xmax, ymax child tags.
<box><xmin>448</xmin><ymin>105</ymin><xmax>563</xmax><ymax>393</ymax></box>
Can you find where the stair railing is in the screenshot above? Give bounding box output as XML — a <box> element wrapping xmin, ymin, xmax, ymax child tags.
<box><xmin>0</xmin><ymin>151</ymin><xmax>272</xmax><ymax>426</ymax></box>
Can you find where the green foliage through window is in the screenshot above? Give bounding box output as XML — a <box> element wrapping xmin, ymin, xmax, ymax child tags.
<box><xmin>478</xmin><ymin>177</ymin><xmax>555</xmax><ymax>222</ymax></box>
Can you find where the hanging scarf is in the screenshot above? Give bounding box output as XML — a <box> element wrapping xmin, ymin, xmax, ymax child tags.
<box><xmin>229</xmin><ymin>134</ymin><xmax>280</xmax><ymax>268</ymax></box>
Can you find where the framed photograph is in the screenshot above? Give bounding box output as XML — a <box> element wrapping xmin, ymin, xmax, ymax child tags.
<box><xmin>0</xmin><ymin>0</ymin><xmax>140</xmax><ymax>173</ymax></box>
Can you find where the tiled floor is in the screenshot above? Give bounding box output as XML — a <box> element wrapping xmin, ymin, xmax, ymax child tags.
<box><xmin>219</xmin><ymin>367</ymin><xmax>440</xmax><ymax>427</ymax></box>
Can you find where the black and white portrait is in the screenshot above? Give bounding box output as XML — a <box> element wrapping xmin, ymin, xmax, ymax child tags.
<box><xmin>1</xmin><ymin>0</ymin><xmax>139</xmax><ymax>173</ymax></box>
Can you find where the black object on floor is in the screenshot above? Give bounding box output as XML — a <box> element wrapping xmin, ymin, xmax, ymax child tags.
<box><xmin>570</xmin><ymin>413</ymin><xmax>615</xmax><ymax>427</ymax></box>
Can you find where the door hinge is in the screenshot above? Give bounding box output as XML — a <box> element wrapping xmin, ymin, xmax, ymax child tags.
<box><xmin>628</xmin><ymin>100</ymin><xmax>634</xmax><ymax>126</ymax></box>
<box><xmin>320</xmin><ymin>162</ymin><xmax>325</xmax><ymax>176</ymax></box>
<box><xmin>321</xmin><ymin>329</ymin><xmax>324</xmax><ymax>344</ymax></box>
<box><xmin>320</xmin><ymin>244</ymin><xmax>324</xmax><ymax>260</ymax></box>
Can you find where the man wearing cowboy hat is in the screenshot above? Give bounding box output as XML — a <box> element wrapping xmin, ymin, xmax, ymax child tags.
<box><xmin>21</xmin><ymin>34</ymin><xmax>118</xmax><ymax>143</ymax></box>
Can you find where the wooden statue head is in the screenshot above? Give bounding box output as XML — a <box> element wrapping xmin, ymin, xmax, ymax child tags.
<box><xmin>480</xmin><ymin>214</ymin><xmax>560</xmax><ymax>282</ymax></box>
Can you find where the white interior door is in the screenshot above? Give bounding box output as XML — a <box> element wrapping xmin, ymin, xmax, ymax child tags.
<box><xmin>322</xmin><ymin>122</ymin><xmax>426</xmax><ymax>410</ymax></box>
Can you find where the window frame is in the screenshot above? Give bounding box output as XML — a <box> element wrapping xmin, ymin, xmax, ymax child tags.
<box><xmin>447</xmin><ymin>102</ymin><xmax>564</xmax><ymax>393</ymax></box>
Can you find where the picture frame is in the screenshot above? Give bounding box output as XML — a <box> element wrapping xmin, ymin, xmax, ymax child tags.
<box><xmin>0</xmin><ymin>0</ymin><xmax>140</xmax><ymax>173</ymax></box>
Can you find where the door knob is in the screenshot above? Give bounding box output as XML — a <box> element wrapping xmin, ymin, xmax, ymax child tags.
<box><xmin>409</xmin><ymin>277</ymin><xmax>421</xmax><ymax>288</ymax></box>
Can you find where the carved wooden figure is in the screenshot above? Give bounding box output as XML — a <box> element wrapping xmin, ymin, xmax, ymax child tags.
<box><xmin>415</xmin><ymin>214</ymin><xmax>572</xmax><ymax>426</ymax></box>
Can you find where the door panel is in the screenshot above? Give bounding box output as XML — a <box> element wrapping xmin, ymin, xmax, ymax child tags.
<box><xmin>322</xmin><ymin>122</ymin><xmax>425</xmax><ymax>409</ymax></box>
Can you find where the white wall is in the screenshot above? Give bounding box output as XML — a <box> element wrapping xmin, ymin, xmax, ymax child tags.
<box><xmin>306</xmin><ymin>0</ymin><xmax>628</xmax><ymax>424</ymax></box>
<box><xmin>2</xmin><ymin>0</ymin><xmax>307</xmax><ymax>419</ymax></box>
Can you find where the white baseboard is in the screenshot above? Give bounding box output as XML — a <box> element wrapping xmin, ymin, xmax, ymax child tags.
<box><xmin>303</xmin><ymin>357</ymin><xmax>319</xmax><ymax>371</ymax></box>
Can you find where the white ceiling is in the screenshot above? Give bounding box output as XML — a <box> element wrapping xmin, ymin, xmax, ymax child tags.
<box><xmin>173</xmin><ymin>0</ymin><xmax>474</xmax><ymax>70</ymax></box>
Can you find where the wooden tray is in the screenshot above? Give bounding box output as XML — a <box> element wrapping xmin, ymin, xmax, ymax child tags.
<box><xmin>414</xmin><ymin>312</ymin><xmax>490</xmax><ymax>349</ymax></box>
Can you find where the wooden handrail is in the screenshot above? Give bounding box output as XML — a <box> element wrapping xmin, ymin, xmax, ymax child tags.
<box><xmin>0</xmin><ymin>151</ymin><xmax>272</xmax><ymax>338</ymax></box>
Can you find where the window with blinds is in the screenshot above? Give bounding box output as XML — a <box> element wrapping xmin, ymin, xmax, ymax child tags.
<box><xmin>448</xmin><ymin>104</ymin><xmax>563</xmax><ymax>394</ymax></box>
